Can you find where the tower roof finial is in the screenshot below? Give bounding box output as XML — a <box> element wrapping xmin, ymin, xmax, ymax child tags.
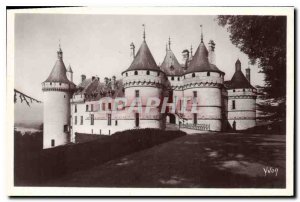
<box><xmin>168</xmin><ymin>36</ymin><xmax>171</xmax><ymax>50</ymax></box>
<box><xmin>142</xmin><ymin>24</ymin><xmax>146</xmax><ymax>41</ymax></box>
<box><xmin>200</xmin><ymin>24</ymin><xmax>203</xmax><ymax>42</ymax></box>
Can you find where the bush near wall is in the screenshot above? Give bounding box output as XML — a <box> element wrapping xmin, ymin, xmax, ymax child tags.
<box><xmin>15</xmin><ymin>129</ymin><xmax>186</xmax><ymax>186</ymax></box>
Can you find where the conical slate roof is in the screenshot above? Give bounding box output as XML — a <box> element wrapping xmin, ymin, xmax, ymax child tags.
<box><xmin>227</xmin><ymin>70</ymin><xmax>254</xmax><ymax>89</ymax></box>
<box><xmin>44</xmin><ymin>48</ymin><xmax>73</xmax><ymax>84</ymax></box>
<box><xmin>126</xmin><ymin>41</ymin><xmax>159</xmax><ymax>71</ymax></box>
<box><xmin>160</xmin><ymin>49</ymin><xmax>183</xmax><ymax>76</ymax></box>
<box><xmin>186</xmin><ymin>41</ymin><xmax>223</xmax><ymax>74</ymax></box>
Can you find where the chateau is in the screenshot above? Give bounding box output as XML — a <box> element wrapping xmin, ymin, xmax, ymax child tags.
<box><xmin>42</xmin><ymin>26</ymin><xmax>257</xmax><ymax>149</ymax></box>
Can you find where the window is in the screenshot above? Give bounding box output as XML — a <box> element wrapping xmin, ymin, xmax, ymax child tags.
<box><xmin>102</xmin><ymin>103</ymin><xmax>105</xmax><ymax>111</ymax></box>
<box><xmin>134</xmin><ymin>71</ymin><xmax>138</xmax><ymax>75</ymax></box>
<box><xmin>115</xmin><ymin>120</ymin><xmax>118</xmax><ymax>126</ymax></box>
<box><xmin>177</xmin><ymin>77</ymin><xmax>180</xmax><ymax>81</ymax></box>
<box><xmin>75</xmin><ymin>104</ymin><xmax>77</xmax><ymax>113</ymax></box>
<box><xmin>108</xmin><ymin>103</ymin><xmax>112</xmax><ymax>110</ymax></box>
<box><xmin>91</xmin><ymin>114</ymin><xmax>94</xmax><ymax>125</ymax></box>
<box><xmin>233</xmin><ymin>89</ymin><xmax>235</xmax><ymax>92</ymax></box>
<box><xmin>232</xmin><ymin>100</ymin><xmax>236</xmax><ymax>109</ymax></box>
<box><xmin>135</xmin><ymin>113</ymin><xmax>140</xmax><ymax>127</ymax></box>
<box><xmin>86</xmin><ymin>105</ymin><xmax>89</xmax><ymax>111</ymax></box>
<box><xmin>192</xmin><ymin>73</ymin><xmax>195</xmax><ymax>77</ymax></box>
<box><xmin>146</xmin><ymin>70</ymin><xmax>150</xmax><ymax>75</ymax></box>
<box><xmin>157</xmin><ymin>72</ymin><xmax>160</xmax><ymax>76</ymax></box>
<box><xmin>64</xmin><ymin>124</ymin><xmax>68</xmax><ymax>132</ymax></box>
<box><xmin>243</xmin><ymin>88</ymin><xmax>245</xmax><ymax>92</ymax></box>
<box><xmin>135</xmin><ymin>90</ymin><xmax>140</xmax><ymax>97</ymax></box>
<box><xmin>75</xmin><ymin>116</ymin><xmax>77</xmax><ymax>125</ymax></box>
<box><xmin>91</xmin><ymin>104</ymin><xmax>93</xmax><ymax>112</ymax></box>
<box><xmin>80</xmin><ymin>116</ymin><xmax>83</xmax><ymax>125</ymax></box>
<box><xmin>50</xmin><ymin>82</ymin><xmax>52</xmax><ymax>85</ymax></box>
<box><xmin>193</xmin><ymin>113</ymin><xmax>197</xmax><ymax>125</ymax></box>
<box><xmin>126</xmin><ymin>73</ymin><xmax>128</xmax><ymax>76</ymax></box>
<box><xmin>207</xmin><ymin>72</ymin><xmax>210</xmax><ymax>76</ymax></box>
<box><xmin>59</xmin><ymin>83</ymin><xmax>62</xmax><ymax>86</ymax></box>
<box><xmin>171</xmin><ymin>76</ymin><xmax>174</xmax><ymax>81</ymax></box>
<box><xmin>108</xmin><ymin>114</ymin><xmax>112</xmax><ymax>126</ymax></box>
<box><xmin>51</xmin><ymin>139</ymin><xmax>55</xmax><ymax>147</ymax></box>
<box><xmin>193</xmin><ymin>91</ymin><xmax>197</xmax><ymax>98</ymax></box>
<box><xmin>99</xmin><ymin>129</ymin><xmax>102</xmax><ymax>135</ymax></box>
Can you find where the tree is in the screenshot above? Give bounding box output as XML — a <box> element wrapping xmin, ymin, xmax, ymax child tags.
<box><xmin>216</xmin><ymin>16</ymin><xmax>286</xmax><ymax>127</ymax></box>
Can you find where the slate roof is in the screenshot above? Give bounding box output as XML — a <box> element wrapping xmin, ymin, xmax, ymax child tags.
<box><xmin>125</xmin><ymin>41</ymin><xmax>160</xmax><ymax>72</ymax></box>
<box><xmin>160</xmin><ymin>49</ymin><xmax>184</xmax><ymax>76</ymax></box>
<box><xmin>226</xmin><ymin>70</ymin><xmax>255</xmax><ymax>89</ymax></box>
<box><xmin>185</xmin><ymin>41</ymin><xmax>224</xmax><ymax>74</ymax></box>
<box><xmin>75</xmin><ymin>77</ymin><xmax>124</xmax><ymax>101</ymax></box>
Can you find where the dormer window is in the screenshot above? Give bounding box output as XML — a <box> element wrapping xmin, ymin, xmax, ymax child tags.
<box><xmin>146</xmin><ymin>70</ymin><xmax>150</xmax><ymax>75</ymax></box>
<box><xmin>134</xmin><ymin>71</ymin><xmax>138</xmax><ymax>75</ymax></box>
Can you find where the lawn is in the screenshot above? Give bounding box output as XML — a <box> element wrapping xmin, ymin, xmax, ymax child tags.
<box><xmin>43</xmin><ymin>133</ymin><xmax>286</xmax><ymax>188</ymax></box>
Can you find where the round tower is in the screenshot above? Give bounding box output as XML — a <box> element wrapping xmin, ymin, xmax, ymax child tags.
<box><xmin>182</xmin><ymin>25</ymin><xmax>225</xmax><ymax>131</ymax></box>
<box><xmin>42</xmin><ymin>45</ymin><xmax>76</xmax><ymax>149</ymax></box>
<box><xmin>227</xmin><ymin>60</ymin><xmax>257</xmax><ymax>130</ymax></box>
<box><xmin>122</xmin><ymin>25</ymin><xmax>165</xmax><ymax>130</ymax></box>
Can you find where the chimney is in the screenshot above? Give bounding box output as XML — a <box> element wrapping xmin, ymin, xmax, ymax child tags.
<box><xmin>235</xmin><ymin>59</ymin><xmax>241</xmax><ymax>72</ymax></box>
<box><xmin>111</xmin><ymin>76</ymin><xmax>116</xmax><ymax>90</ymax></box>
<box><xmin>208</xmin><ymin>40</ymin><xmax>216</xmax><ymax>65</ymax></box>
<box><xmin>246</xmin><ymin>68</ymin><xmax>251</xmax><ymax>83</ymax></box>
<box><xmin>130</xmin><ymin>42</ymin><xmax>135</xmax><ymax>60</ymax></box>
<box><xmin>182</xmin><ymin>49</ymin><xmax>190</xmax><ymax>70</ymax></box>
<box><xmin>81</xmin><ymin>74</ymin><xmax>86</xmax><ymax>82</ymax></box>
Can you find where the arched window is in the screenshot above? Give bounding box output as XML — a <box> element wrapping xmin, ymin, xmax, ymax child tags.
<box><xmin>192</xmin><ymin>73</ymin><xmax>195</xmax><ymax>77</ymax></box>
<box><xmin>146</xmin><ymin>70</ymin><xmax>150</xmax><ymax>75</ymax></box>
<box><xmin>207</xmin><ymin>72</ymin><xmax>210</xmax><ymax>76</ymax></box>
<box><xmin>134</xmin><ymin>71</ymin><xmax>138</xmax><ymax>75</ymax></box>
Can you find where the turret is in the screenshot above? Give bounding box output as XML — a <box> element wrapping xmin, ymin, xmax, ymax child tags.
<box><xmin>182</xmin><ymin>25</ymin><xmax>224</xmax><ymax>132</ymax></box>
<box><xmin>122</xmin><ymin>24</ymin><xmax>165</xmax><ymax>130</ymax></box>
<box><xmin>42</xmin><ymin>43</ymin><xmax>75</xmax><ymax>149</ymax></box>
<box><xmin>226</xmin><ymin>59</ymin><xmax>257</xmax><ymax>130</ymax></box>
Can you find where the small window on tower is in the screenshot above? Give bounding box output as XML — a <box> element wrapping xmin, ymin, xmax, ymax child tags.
<box><xmin>243</xmin><ymin>88</ymin><xmax>245</xmax><ymax>92</ymax></box>
<box><xmin>75</xmin><ymin>116</ymin><xmax>77</xmax><ymax>125</ymax></box>
<box><xmin>233</xmin><ymin>89</ymin><xmax>235</xmax><ymax>92</ymax></box>
<box><xmin>115</xmin><ymin>120</ymin><xmax>118</xmax><ymax>126</ymax></box>
<box><xmin>91</xmin><ymin>104</ymin><xmax>93</xmax><ymax>112</ymax></box>
<box><xmin>75</xmin><ymin>104</ymin><xmax>77</xmax><ymax>113</ymax></box>
<box><xmin>135</xmin><ymin>90</ymin><xmax>140</xmax><ymax>97</ymax></box>
<box><xmin>146</xmin><ymin>70</ymin><xmax>150</xmax><ymax>75</ymax></box>
<box><xmin>64</xmin><ymin>124</ymin><xmax>68</xmax><ymax>132</ymax></box>
<box><xmin>157</xmin><ymin>72</ymin><xmax>160</xmax><ymax>76</ymax></box>
<box><xmin>171</xmin><ymin>76</ymin><xmax>174</xmax><ymax>81</ymax></box>
<box><xmin>86</xmin><ymin>105</ymin><xmax>89</xmax><ymax>111</ymax></box>
<box><xmin>178</xmin><ymin>77</ymin><xmax>180</xmax><ymax>81</ymax></box>
<box><xmin>193</xmin><ymin>91</ymin><xmax>197</xmax><ymax>97</ymax></box>
<box><xmin>51</xmin><ymin>139</ymin><xmax>55</xmax><ymax>147</ymax></box>
<box><xmin>192</xmin><ymin>73</ymin><xmax>195</xmax><ymax>77</ymax></box>
<box><xmin>50</xmin><ymin>82</ymin><xmax>52</xmax><ymax>85</ymax></box>
<box><xmin>59</xmin><ymin>83</ymin><xmax>62</xmax><ymax>86</ymax></box>
<box><xmin>126</xmin><ymin>73</ymin><xmax>128</xmax><ymax>76</ymax></box>
<box><xmin>134</xmin><ymin>71</ymin><xmax>138</xmax><ymax>75</ymax></box>
<box><xmin>108</xmin><ymin>103</ymin><xmax>112</xmax><ymax>110</ymax></box>
<box><xmin>232</xmin><ymin>100</ymin><xmax>236</xmax><ymax>110</ymax></box>
<box><xmin>108</xmin><ymin>114</ymin><xmax>112</xmax><ymax>126</ymax></box>
<box><xmin>80</xmin><ymin>116</ymin><xmax>83</xmax><ymax>125</ymax></box>
<box><xmin>207</xmin><ymin>72</ymin><xmax>210</xmax><ymax>76</ymax></box>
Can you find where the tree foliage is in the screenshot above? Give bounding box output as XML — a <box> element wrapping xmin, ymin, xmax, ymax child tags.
<box><xmin>216</xmin><ymin>16</ymin><xmax>287</xmax><ymax>124</ymax></box>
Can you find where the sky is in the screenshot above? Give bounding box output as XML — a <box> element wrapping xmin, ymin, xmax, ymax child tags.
<box><xmin>14</xmin><ymin>14</ymin><xmax>265</xmax><ymax>125</ymax></box>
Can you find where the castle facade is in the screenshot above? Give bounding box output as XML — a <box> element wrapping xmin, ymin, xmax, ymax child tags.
<box><xmin>42</xmin><ymin>27</ymin><xmax>257</xmax><ymax>149</ymax></box>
